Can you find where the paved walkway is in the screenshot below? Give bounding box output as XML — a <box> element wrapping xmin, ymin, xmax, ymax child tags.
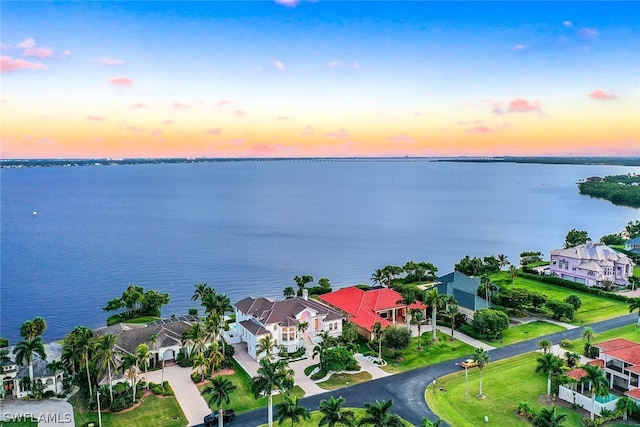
<box><xmin>147</xmin><ymin>364</ymin><xmax>210</xmax><ymax>427</ymax></box>
<box><xmin>423</xmin><ymin>324</ymin><xmax>496</xmax><ymax>351</ymax></box>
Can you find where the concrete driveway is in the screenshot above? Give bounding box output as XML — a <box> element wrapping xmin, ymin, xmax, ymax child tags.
<box><xmin>147</xmin><ymin>364</ymin><xmax>211</xmax><ymax>427</ymax></box>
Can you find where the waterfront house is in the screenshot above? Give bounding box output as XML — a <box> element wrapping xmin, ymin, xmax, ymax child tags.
<box><xmin>319</xmin><ymin>286</ymin><xmax>426</xmax><ymax>340</ymax></box>
<box><xmin>4</xmin><ymin>343</ymin><xmax>64</xmax><ymax>399</ymax></box>
<box><xmin>549</xmin><ymin>239</ymin><xmax>634</xmax><ymax>287</ymax></box>
<box><xmin>436</xmin><ymin>271</ymin><xmax>490</xmax><ymax>315</ymax></box>
<box><xmin>625</xmin><ymin>237</ymin><xmax>640</xmax><ymax>254</ymax></box>
<box><xmin>234</xmin><ymin>290</ymin><xmax>344</xmax><ymax>360</ymax></box>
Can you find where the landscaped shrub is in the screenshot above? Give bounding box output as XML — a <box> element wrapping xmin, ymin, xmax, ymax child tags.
<box><xmin>545</xmin><ymin>299</ymin><xmax>575</xmax><ymax>321</ymax></box>
<box><xmin>310</xmin><ymin>368</ymin><xmax>328</xmax><ymax>380</ymax></box>
<box><xmin>518</xmin><ymin>272</ymin><xmax>635</xmax><ymax>303</ymax></box>
<box><xmin>188</xmin><ymin>308</ymin><xmax>198</xmax><ymax>316</ymax></box>
<box><xmin>323</xmin><ymin>347</ymin><xmax>360</xmax><ymax>372</ymax></box>
<box><xmin>471</xmin><ymin>308</ymin><xmax>509</xmax><ymax>340</ymax></box>
<box><xmin>176</xmin><ymin>349</ymin><xmax>193</xmax><ymax>367</ymax></box>
<box><xmin>223</xmin><ymin>342</ymin><xmax>235</xmax><ymax>358</ymax></box>
<box><xmin>516</xmin><ymin>401</ymin><xmax>536</xmax><ymax>421</ymax></box>
<box><xmin>383</xmin><ymin>326</ymin><xmax>412</xmax><ymax>351</ymax></box>
<box><xmin>560</xmin><ymin>339</ymin><xmax>573</xmax><ymax>349</ymax></box>
<box><xmin>110</xmin><ymin>395</ymin><xmax>133</xmax><ymax>413</ymax></box>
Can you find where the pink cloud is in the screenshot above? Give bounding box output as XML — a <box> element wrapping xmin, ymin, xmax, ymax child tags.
<box><xmin>233</xmin><ymin>109</ymin><xmax>247</xmax><ymax>117</ymax></box>
<box><xmin>578</xmin><ymin>28</ymin><xmax>599</xmax><ymax>38</ymax></box>
<box><xmin>0</xmin><ymin>56</ymin><xmax>46</xmax><ymax>72</ymax></box>
<box><xmin>251</xmin><ymin>143</ymin><xmax>277</xmax><ymax>153</ymax></box>
<box><xmin>387</xmin><ymin>134</ymin><xmax>415</xmax><ymax>143</ymax></box>
<box><xmin>215</xmin><ymin>99</ymin><xmax>233</xmax><ymax>107</ymax></box>
<box><xmin>466</xmin><ymin>126</ymin><xmax>493</xmax><ymax>134</ymax></box>
<box><xmin>329</xmin><ymin>60</ymin><xmax>342</xmax><ymax>68</ymax></box>
<box><xmin>507</xmin><ymin>98</ymin><xmax>541</xmax><ymax>113</ymax></box>
<box><xmin>130</xmin><ymin>102</ymin><xmax>148</xmax><ymax>109</ymax></box>
<box><xmin>107</xmin><ymin>76</ymin><xmax>134</xmax><ymax>86</ymax></box>
<box><xmin>171</xmin><ymin>102</ymin><xmax>189</xmax><ymax>110</ymax></box>
<box><xmin>17</xmin><ymin>38</ymin><xmax>53</xmax><ymax>58</ymax></box>
<box><xmin>85</xmin><ymin>115</ymin><xmax>106</xmax><ymax>121</ymax></box>
<box><xmin>98</xmin><ymin>57</ymin><xmax>124</xmax><ymax>65</ymax></box>
<box><xmin>205</xmin><ymin>128</ymin><xmax>222</xmax><ymax>136</ymax></box>
<box><xmin>17</xmin><ymin>38</ymin><xmax>36</xmax><ymax>49</ymax></box>
<box><xmin>326</xmin><ymin>128</ymin><xmax>349</xmax><ymax>138</ymax></box>
<box><xmin>588</xmin><ymin>89</ymin><xmax>618</xmax><ymax>101</ymax></box>
<box><xmin>273</xmin><ymin>61</ymin><xmax>285</xmax><ymax>71</ymax></box>
<box><xmin>274</xmin><ymin>0</ymin><xmax>299</xmax><ymax>7</ymax></box>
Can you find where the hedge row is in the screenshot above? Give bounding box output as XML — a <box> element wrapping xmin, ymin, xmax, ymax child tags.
<box><xmin>518</xmin><ymin>272</ymin><xmax>635</xmax><ymax>303</ymax></box>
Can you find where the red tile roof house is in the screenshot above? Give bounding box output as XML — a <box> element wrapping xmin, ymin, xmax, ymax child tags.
<box><xmin>559</xmin><ymin>338</ymin><xmax>640</xmax><ymax>414</ymax></box>
<box><xmin>234</xmin><ymin>291</ymin><xmax>344</xmax><ymax>361</ymax></box>
<box><xmin>319</xmin><ymin>286</ymin><xmax>426</xmax><ymax>341</ymax></box>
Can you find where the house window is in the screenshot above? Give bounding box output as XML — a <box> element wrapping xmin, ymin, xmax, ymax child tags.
<box><xmin>334</xmin><ymin>322</ymin><xmax>339</xmax><ymax>330</ymax></box>
<box><xmin>289</xmin><ymin>330</ymin><xmax>295</xmax><ymax>340</ymax></box>
<box><xmin>329</xmin><ymin>323</ymin><xmax>333</xmax><ymax>330</ymax></box>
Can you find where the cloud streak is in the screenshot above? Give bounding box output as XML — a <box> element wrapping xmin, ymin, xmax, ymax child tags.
<box><xmin>1</xmin><ymin>56</ymin><xmax>46</xmax><ymax>72</ymax></box>
<box><xmin>588</xmin><ymin>89</ymin><xmax>617</xmax><ymax>101</ymax></box>
<box><xmin>507</xmin><ymin>98</ymin><xmax>542</xmax><ymax>113</ymax></box>
<box><xmin>107</xmin><ymin>76</ymin><xmax>134</xmax><ymax>86</ymax></box>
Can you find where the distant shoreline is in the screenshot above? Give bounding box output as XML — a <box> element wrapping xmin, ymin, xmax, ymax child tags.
<box><xmin>2</xmin><ymin>156</ymin><xmax>639</xmax><ymax>168</ymax></box>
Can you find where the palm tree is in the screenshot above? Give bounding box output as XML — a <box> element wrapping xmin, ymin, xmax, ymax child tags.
<box><xmin>204</xmin><ymin>375</ymin><xmax>237</xmax><ymax>427</ymax></box>
<box><xmin>125</xmin><ymin>365</ymin><xmax>139</xmax><ymax>403</ymax></box>
<box><xmin>371</xmin><ymin>269</ymin><xmax>386</xmax><ymax>287</ymax></box>
<box><xmin>19</xmin><ymin>317</ymin><xmax>47</xmax><ymax>341</ymax></box>
<box><xmin>136</xmin><ymin>343</ymin><xmax>152</xmax><ymax>388</ymax></box>
<box><xmin>258</xmin><ymin>335</ymin><xmax>276</xmax><ymax>360</ymax></box>
<box><xmin>411</xmin><ymin>310</ymin><xmax>425</xmax><ymax>350</ymax></box>
<box><xmin>538</xmin><ymin>339</ymin><xmax>552</xmax><ymax>353</ymax></box>
<box><xmin>372</xmin><ymin>322</ymin><xmax>384</xmax><ymax>361</ymax></box>
<box><xmin>479</xmin><ymin>274</ymin><xmax>494</xmax><ymax>306</ymax></box>
<box><xmin>425</xmin><ymin>289</ymin><xmax>447</xmax><ymax>342</ymax></box>
<box><xmin>13</xmin><ymin>337</ymin><xmax>46</xmax><ymax>384</ymax></box>
<box><xmin>149</xmin><ymin>333</ymin><xmax>158</xmax><ymax>368</ymax></box>
<box><xmin>582</xmin><ymin>326</ymin><xmax>595</xmax><ymax>344</ymax></box>
<box><xmin>532</xmin><ymin>406</ymin><xmax>567</xmax><ymax>427</ymax></box>
<box><xmin>509</xmin><ymin>265</ymin><xmax>518</xmax><ymax>282</ymax></box>
<box><xmin>473</xmin><ymin>348</ymin><xmax>490</xmax><ymax>397</ymax></box>
<box><xmin>192</xmin><ymin>353</ymin><xmax>208</xmax><ymax>382</ymax></box>
<box><xmin>182</xmin><ymin>322</ymin><xmax>208</xmax><ymax>357</ymax></box>
<box><xmin>274</xmin><ymin>394</ymin><xmax>311</xmax><ymax>427</ymax></box>
<box><xmin>46</xmin><ymin>359</ymin><xmax>65</xmax><ymax>395</ymax></box>
<box><xmin>630</xmin><ymin>298</ymin><xmax>640</xmax><ymax>326</ymax></box>
<box><xmin>615</xmin><ymin>395</ymin><xmax>636</xmax><ymax>422</ymax></box>
<box><xmin>92</xmin><ymin>334</ymin><xmax>119</xmax><ymax>403</ymax></box>
<box><xmin>580</xmin><ymin>364</ymin><xmax>609</xmax><ymax>420</ymax></box>
<box><xmin>447</xmin><ymin>303</ymin><xmax>459</xmax><ymax>340</ymax></box>
<box><xmin>359</xmin><ymin>399</ymin><xmax>403</xmax><ymax>427</ymax></box>
<box><xmin>283</xmin><ymin>287</ymin><xmax>296</xmax><ymax>299</ymax></box>
<box><xmin>206</xmin><ymin>342</ymin><xmax>225</xmax><ymax>374</ymax></box>
<box><xmin>63</xmin><ymin>326</ymin><xmax>95</xmax><ymax>398</ymax></box>
<box><xmin>497</xmin><ymin>254</ymin><xmax>509</xmax><ymax>270</ymax></box>
<box><xmin>318</xmin><ymin>396</ymin><xmax>355</xmax><ymax>427</ymax></box>
<box><xmin>564</xmin><ymin>351</ymin><xmax>581</xmax><ymax>369</ymax></box>
<box><xmin>396</xmin><ymin>288</ymin><xmax>417</xmax><ymax>331</ymax></box>
<box><xmin>535</xmin><ymin>353</ymin><xmax>563</xmax><ymax>402</ymax></box>
<box><xmin>420</xmin><ymin>418</ymin><xmax>441</xmax><ymax>427</ymax></box>
<box><xmin>249</xmin><ymin>358</ymin><xmax>295</xmax><ymax>427</ymax></box>
<box><xmin>192</xmin><ymin>282</ymin><xmax>213</xmax><ymax>302</ymax></box>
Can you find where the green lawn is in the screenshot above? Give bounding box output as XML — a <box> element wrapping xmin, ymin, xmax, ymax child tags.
<box><xmin>495</xmin><ymin>272</ymin><xmax>630</xmax><ymax>324</ymax></box>
<box><xmin>635</xmin><ymin>265</ymin><xmax>640</xmax><ymax>278</ymax></box>
<box><xmin>459</xmin><ymin>321</ymin><xmax>566</xmax><ymax>347</ymax></box>
<box><xmin>317</xmin><ymin>372</ymin><xmax>372</xmax><ymax>390</ymax></box>
<box><xmin>426</xmin><ymin>353</ymin><xmax>582</xmax><ymax>427</ymax></box>
<box><xmin>381</xmin><ymin>331</ymin><xmax>476</xmax><ymax>373</ymax></box>
<box><xmin>198</xmin><ymin>360</ymin><xmax>304</xmax><ymax>414</ymax></box>
<box><xmin>126</xmin><ymin>316</ymin><xmax>161</xmax><ymax>324</ymax></box>
<box><xmin>257</xmin><ymin>407</ymin><xmax>414</xmax><ymax>427</ymax></box>
<box><xmin>70</xmin><ymin>393</ymin><xmax>186</xmax><ymax>427</ymax></box>
<box><xmin>567</xmin><ymin>323</ymin><xmax>640</xmax><ymax>351</ymax></box>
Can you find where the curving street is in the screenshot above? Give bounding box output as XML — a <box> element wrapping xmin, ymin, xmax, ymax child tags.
<box><xmin>231</xmin><ymin>313</ymin><xmax>637</xmax><ymax>427</ymax></box>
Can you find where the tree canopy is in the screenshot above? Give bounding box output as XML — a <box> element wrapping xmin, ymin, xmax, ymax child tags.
<box><xmin>103</xmin><ymin>285</ymin><xmax>170</xmax><ymax>321</ymax></box>
<box><xmin>564</xmin><ymin>229</ymin><xmax>589</xmax><ymax>248</ymax></box>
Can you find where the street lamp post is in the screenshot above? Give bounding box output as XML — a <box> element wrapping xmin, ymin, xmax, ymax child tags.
<box><xmin>432</xmin><ymin>379</ymin><xmax>436</xmax><ymax>394</ymax></box>
<box><xmin>96</xmin><ymin>390</ymin><xmax>102</xmax><ymax>427</ymax></box>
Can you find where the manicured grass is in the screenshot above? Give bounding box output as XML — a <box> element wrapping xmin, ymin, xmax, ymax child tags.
<box><xmin>568</xmin><ymin>323</ymin><xmax>640</xmax><ymax>351</ymax></box>
<box><xmin>459</xmin><ymin>321</ymin><xmax>566</xmax><ymax>347</ymax></box>
<box><xmin>317</xmin><ymin>371</ymin><xmax>372</xmax><ymax>391</ymax></box>
<box><xmin>257</xmin><ymin>407</ymin><xmax>414</xmax><ymax>427</ymax></box>
<box><xmin>70</xmin><ymin>392</ymin><xmax>186</xmax><ymax>427</ymax></box>
<box><xmin>495</xmin><ymin>272</ymin><xmax>630</xmax><ymax>324</ymax></box>
<box><xmin>198</xmin><ymin>360</ymin><xmax>305</xmax><ymax>414</ymax></box>
<box><xmin>126</xmin><ymin>316</ymin><xmax>161</xmax><ymax>324</ymax></box>
<box><xmin>635</xmin><ymin>265</ymin><xmax>640</xmax><ymax>278</ymax></box>
<box><xmin>426</xmin><ymin>353</ymin><xmax>582</xmax><ymax>427</ymax></box>
<box><xmin>381</xmin><ymin>331</ymin><xmax>476</xmax><ymax>374</ymax></box>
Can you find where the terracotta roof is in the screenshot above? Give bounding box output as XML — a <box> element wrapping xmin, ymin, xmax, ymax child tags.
<box><xmin>566</xmin><ymin>368</ymin><xmax>587</xmax><ymax>380</ymax></box>
<box><xmin>604</xmin><ymin>345</ymin><xmax>640</xmax><ymax>365</ymax></box>
<box><xmin>319</xmin><ymin>286</ymin><xmax>411</xmax><ymax>332</ymax></box>
<box><xmin>589</xmin><ymin>359</ymin><xmax>605</xmax><ymax>367</ymax></box>
<box><xmin>628</xmin><ymin>365</ymin><xmax>640</xmax><ymax>374</ymax></box>
<box><xmin>626</xmin><ymin>388</ymin><xmax>640</xmax><ymax>401</ymax></box>
<box><xmin>595</xmin><ymin>338</ymin><xmax>639</xmax><ymax>351</ymax></box>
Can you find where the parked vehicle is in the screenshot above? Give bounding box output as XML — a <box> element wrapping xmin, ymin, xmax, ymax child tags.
<box><xmin>204</xmin><ymin>409</ymin><xmax>236</xmax><ymax>425</ymax></box>
<box><xmin>460</xmin><ymin>358</ymin><xmax>478</xmax><ymax>368</ymax></box>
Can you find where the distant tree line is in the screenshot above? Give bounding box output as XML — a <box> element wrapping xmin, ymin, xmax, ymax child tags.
<box><xmin>578</xmin><ymin>174</ymin><xmax>640</xmax><ymax>208</ymax></box>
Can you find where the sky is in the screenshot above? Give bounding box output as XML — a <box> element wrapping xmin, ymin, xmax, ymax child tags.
<box><xmin>1</xmin><ymin>1</ymin><xmax>639</xmax><ymax>159</ymax></box>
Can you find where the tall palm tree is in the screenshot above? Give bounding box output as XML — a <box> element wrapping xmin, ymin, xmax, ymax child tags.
<box><xmin>359</xmin><ymin>399</ymin><xmax>403</xmax><ymax>427</ymax></box>
<box><xmin>535</xmin><ymin>353</ymin><xmax>564</xmax><ymax>402</ymax></box>
<box><xmin>580</xmin><ymin>364</ymin><xmax>609</xmax><ymax>421</ymax></box>
<box><xmin>497</xmin><ymin>254</ymin><xmax>509</xmax><ymax>270</ymax></box>
<box><xmin>125</xmin><ymin>365</ymin><xmax>139</xmax><ymax>403</ymax></box>
<box><xmin>447</xmin><ymin>302</ymin><xmax>459</xmax><ymax>340</ymax></box>
<box><xmin>206</xmin><ymin>342</ymin><xmax>225</xmax><ymax>375</ymax></box>
<box><xmin>192</xmin><ymin>353</ymin><xmax>208</xmax><ymax>382</ymax></box>
<box><xmin>538</xmin><ymin>339</ymin><xmax>552</xmax><ymax>354</ymax></box>
<box><xmin>396</xmin><ymin>289</ymin><xmax>417</xmax><ymax>331</ymax></box>
<box><xmin>615</xmin><ymin>395</ymin><xmax>636</xmax><ymax>422</ymax></box>
<box><xmin>318</xmin><ymin>396</ymin><xmax>355</xmax><ymax>427</ymax></box>
<box><xmin>630</xmin><ymin>298</ymin><xmax>640</xmax><ymax>326</ymax></box>
<box><xmin>19</xmin><ymin>317</ymin><xmax>47</xmax><ymax>341</ymax></box>
<box><xmin>258</xmin><ymin>335</ymin><xmax>276</xmax><ymax>360</ymax></box>
<box><xmin>46</xmin><ymin>359</ymin><xmax>65</xmax><ymax>395</ymax></box>
<box><xmin>182</xmin><ymin>322</ymin><xmax>207</xmax><ymax>357</ymax></box>
<box><xmin>92</xmin><ymin>334</ymin><xmax>119</xmax><ymax>403</ymax></box>
<box><xmin>283</xmin><ymin>287</ymin><xmax>296</xmax><ymax>299</ymax></box>
<box><xmin>372</xmin><ymin>322</ymin><xmax>384</xmax><ymax>361</ymax></box>
<box><xmin>532</xmin><ymin>406</ymin><xmax>567</xmax><ymax>427</ymax></box>
<box><xmin>13</xmin><ymin>337</ymin><xmax>46</xmax><ymax>384</ymax></box>
<box><xmin>192</xmin><ymin>282</ymin><xmax>213</xmax><ymax>302</ymax></box>
<box><xmin>62</xmin><ymin>326</ymin><xmax>94</xmax><ymax>397</ymax></box>
<box><xmin>564</xmin><ymin>351</ymin><xmax>581</xmax><ymax>369</ymax></box>
<box><xmin>425</xmin><ymin>289</ymin><xmax>447</xmax><ymax>342</ymax></box>
<box><xmin>274</xmin><ymin>394</ymin><xmax>311</xmax><ymax>427</ymax></box>
<box><xmin>411</xmin><ymin>310</ymin><xmax>425</xmax><ymax>350</ymax></box>
<box><xmin>473</xmin><ymin>348</ymin><xmax>490</xmax><ymax>397</ymax></box>
<box><xmin>581</xmin><ymin>326</ymin><xmax>595</xmax><ymax>344</ymax></box>
<box><xmin>136</xmin><ymin>343</ymin><xmax>152</xmax><ymax>388</ymax></box>
<box><xmin>149</xmin><ymin>333</ymin><xmax>158</xmax><ymax>368</ymax></box>
<box><xmin>479</xmin><ymin>274</ymin><xmax>493</xmax><ymax>306</ymax></box>
<box><xmin>509</xmin><ymin>265</ymin><xmax>518</xmax><ymax>282</ymax></box>
<box><xmin>204</xmin><ymin>375</ymin><xmax>237</xmax><ymax>427</ymax></box>
<box><xmin>249</xmin><ymin>358</ymin><xmax>295</xmax><ymax>427</ymax></box>
<box><xmin>371</xmin><ymin>269</ymin><xmax>386</xmax><ymax>287</ymax></box>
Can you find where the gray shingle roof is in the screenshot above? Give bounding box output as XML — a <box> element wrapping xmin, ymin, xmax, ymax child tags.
<box><xmin>239</xmin><ymin>319</ymin><xmax>270</xmax><ymax>336</ymax></box>
<box><xmin>13</xmin><ymin>343</ymin><xmax>63</xmax><ymax>380</ymax></box>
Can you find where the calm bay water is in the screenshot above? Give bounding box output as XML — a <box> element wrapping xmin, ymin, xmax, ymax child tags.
<box><xmin>1</xmin><ymin>160</ymin><xmax>638</xmax><ymax>343</ymax></box>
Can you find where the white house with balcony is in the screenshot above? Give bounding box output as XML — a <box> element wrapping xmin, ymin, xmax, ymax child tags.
<box><xmin>234</xmin><ymin>291</ymin><xmax>344</xmax><ymax>360</ymax></box>
<box><xmin>3</xmin><ymin>343</ymin><xmax>65</xmax><ymax>399</ymax></box>
<box><xmin>549</xmin><ymin>240</ymin><xmax>634</xmax><ymax>287</ymax></box>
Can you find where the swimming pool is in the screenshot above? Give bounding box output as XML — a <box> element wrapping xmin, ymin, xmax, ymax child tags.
<box><xmin>595</xmin><ymin>393</ymin><xmax>618</xmax><ymax>404</ymax></box>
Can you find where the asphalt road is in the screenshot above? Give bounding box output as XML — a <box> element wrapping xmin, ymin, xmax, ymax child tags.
<box><xmin>224</xmin><ymin>313</ymin><xmax>637</xmax><ymax>427</ymax></box>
